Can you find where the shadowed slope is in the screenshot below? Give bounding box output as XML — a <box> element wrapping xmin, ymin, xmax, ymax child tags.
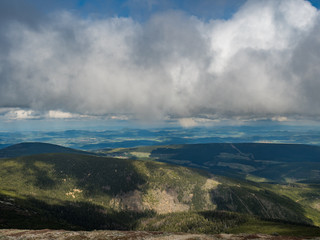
<box><xmin>0</xmin><ymin>151</ymin><xmax>314</xmax><ymax>228</ymax></box>
<box><xmin>0</xmin><ymin>142</ymin><xmax>90</xmax><ymax>158</ymax></box>
<box><xmin>109</xmin><ymin>143</ymin><xmax>320</xmax><ymax>183</ymax></box>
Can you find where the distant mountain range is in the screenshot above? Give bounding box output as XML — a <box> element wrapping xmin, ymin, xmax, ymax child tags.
<box><xmin>0</xmin><ymin>142</ymin><xmax>320</xmax><ymax>236</ymax></box>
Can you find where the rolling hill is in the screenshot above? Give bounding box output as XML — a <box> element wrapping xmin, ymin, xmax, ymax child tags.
<box><xmin>104</xmin><ymin>143</ymin><xmax>320</xmax><ymax>183</ymax></box>
<box><xmin>0</xmin><ymin>142</ymin><xmax>90</xmax><ymax>158</ymax></box>
<box><xmin>1</xmin><ymin>142</ymin><xmax>320</xmax><ymax>236</ymax></box>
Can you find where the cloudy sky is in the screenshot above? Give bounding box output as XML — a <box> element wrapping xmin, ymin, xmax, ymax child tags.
<box><xmin>0</xmin><ymin>0</ymin><xmax>320</xmax><ymax>128</ymax></box>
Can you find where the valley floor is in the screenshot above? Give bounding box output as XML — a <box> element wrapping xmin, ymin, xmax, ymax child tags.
<box><xmin>0</xmin><ymin>229</ymin><xmax>319</xmax><ymax>240</ymax></box>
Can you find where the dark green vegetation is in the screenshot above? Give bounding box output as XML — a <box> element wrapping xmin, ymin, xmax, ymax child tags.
<box><xmin>0</xmin><ymin>152</ymin><xmax>217</xmax><ymax>209</ymax></box>
<box><xmin>103</xmin><ymin>143</ymin><xmax>320</xmax><ymax>228</ymax></box>
<box><xmin>138</xmin><ymin>211</ymin><xmax>320</xmax><ymax>237</ymax></box>
<box><xmin>2</xmin><ymin>191</ymin><xmax>320</xmax><ymax>236</ymax></box>
<box><xmin>1</xmin><ymin>142</ymin><xmax>320</xmax><ymax>236</ymax></box>
<box><xmin>0</xmin><ymin>142</ymin><xmax>89</xmax><ymax>158</ymax></box>
<box><xmin>0</xmin><ymin>192</ymin><xmax>154</xmax><ymax>230</ymax></box>
<box><xmin>108</xmin><ymin>143</ymin><xmax>320</xmax><ymax>183</ymax></box>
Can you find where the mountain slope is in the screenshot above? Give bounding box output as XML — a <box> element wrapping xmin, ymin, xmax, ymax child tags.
<box><xmin>0</xmin><ymin>153</ymin><xmax>217</xmax><ymax>211</ymax></box>
<box><xmin>0</xmin><ymin>151</ymin><xmax>316</xmax><ymax>231</ymax></box>
<box><xmin>105</xmin><ymin>143</ymin><xmax>320</xmax><ymax>183</ymax></box>
<box><xmin>0</xmin><ymin>142</ymin><xmax>89</xmax><ymax>158</ymax></box>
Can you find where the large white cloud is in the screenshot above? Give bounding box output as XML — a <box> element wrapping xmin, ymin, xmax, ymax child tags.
<box><xmin>0</xmin><ymin>0</ymin><xmax>319</xmax><ymax>121</ymax></box>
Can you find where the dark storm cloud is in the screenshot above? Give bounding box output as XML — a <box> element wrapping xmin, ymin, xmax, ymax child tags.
<box><xmin>0</xmin><ymin>0</ymin><xmax>319</xmax><ymax>121</ymax></box>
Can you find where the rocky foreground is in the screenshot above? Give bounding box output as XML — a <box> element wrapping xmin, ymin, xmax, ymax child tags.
<box><xmin>0</xmin><ymin>230</ymin><xmax>319</xmax><ymax>240</ymax></box>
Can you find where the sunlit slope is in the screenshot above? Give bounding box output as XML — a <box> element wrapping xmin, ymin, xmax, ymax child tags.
<box><xmin>107</xmin><ymin>143</ymin><xmax>320</xmax><ymax>183</ymax></box>
<box><xmin>102</xmin><ymin>143</ymin><xmax>320</xmax><ymax>226</ymax></box>
<box><xmin>0</xmin><ymin>142</ymin><xmax>90</xmax><ymax>158</ymax></box>
<box><xmin>0</xmin><ymin>152</ymin><xmax>316</xmax><ymax>230</ymax></box>
<box><xmin>0</xmin><ymin>153</ymin><xmax>218</xmax><ymax>213</ymax></box>
<box><xmin>137</xmin><ymin>211</ymin><xmax>320</xmax><ymax>237</ymax></box>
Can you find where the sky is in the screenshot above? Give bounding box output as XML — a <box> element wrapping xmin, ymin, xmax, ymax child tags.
<box><xmin>0</xmin><ymin>0</ymin><xmax>320</xmax><ymax>130</ymax></box>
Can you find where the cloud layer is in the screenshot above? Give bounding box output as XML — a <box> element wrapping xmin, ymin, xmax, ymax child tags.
<box><xmin>0</xmin><ymin>0</ymin><xmax>319</xmax><ymax>121</ymax></box>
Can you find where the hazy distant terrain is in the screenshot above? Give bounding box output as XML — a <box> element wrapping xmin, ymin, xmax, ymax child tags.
<box><xmin>1</xmin><ymin>125</ymin><xmax>320</xmax><ymax>151</ymax></box>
